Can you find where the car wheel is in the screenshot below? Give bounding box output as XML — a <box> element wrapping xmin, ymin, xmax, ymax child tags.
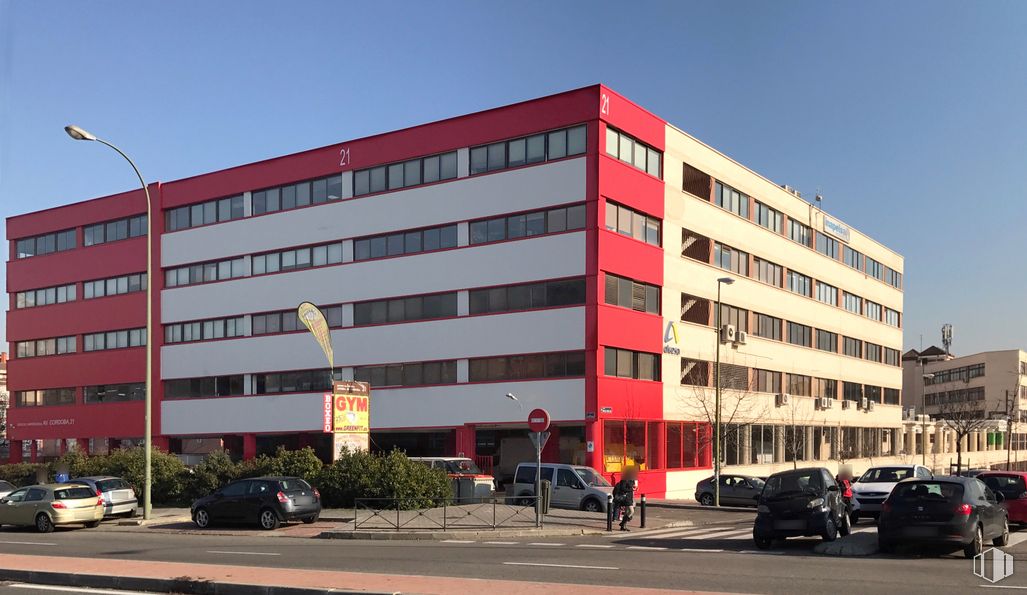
<box><xmin>35</xmin><ymin>513</ymin><xmax>54</xmax><ymax>534</ymax></box>
<box><xmin>850</xmin><ymin>511</ymin><xmax>859</xmax><ymax>526</ymax></box>
<box><xmin>995</xmin><ymin>518</ymin><xmax>1010</xmax><ymax>547</ymax></box>
<box><xmin>821</xmin><ymin>517</ymin><xmax>838</xmax><ymax>542</ymax></box>
<box><xmin>753</xmin><ymin>532</ymin><xmax>773</xmax><ymax>550</ymax></box>
<box><xmin>877</xmin><ymin>534</ymin><xmax>893</xmax><ymax>554</ymax></box>
<box><xmin>699</xmin><ymin>493</ymin><xmax>715</xmax><ymax>506</ymax></box>
<box><xmin>839</xmin><ymin>510</ymin><xmax>851</xmax><ymax>537</ymax></box>
<box><xmin>581</xmin><ymin>498</ymin><xmax>602</xmax><ymax>513</ymax></box>
<box><xmin>516</xmin><ymin>494</ymin><xmax>534</xmax><ymax>507</ymax></box>
<box><xmin>84</xmin><ymin>520</ymin><xmax>100</xmax><ymax>529</ymax></box>
<box><xmin>964</xmin><ymin>525</ymin><xmax>984</xmax><ymax>559</ymax></box>
<box><xmin>193</xmin><ymin>508</ymin><xmax>211</xmax><ymax>529</ymax></box>
<box><xmin>302</xmin><ymin>514</ymin><xmax>319</xmax><ymax>524</ymax></box>
<box><xmin>259</xmin><ymin>508</ymin><xmax>280</xmax><ymax>530</ymax></box>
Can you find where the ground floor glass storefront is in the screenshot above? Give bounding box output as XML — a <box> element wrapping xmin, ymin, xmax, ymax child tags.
<box><xmin>721</xmin><ymin>424</ymin><xmax>900</xmax><ymax>466</ymax></box>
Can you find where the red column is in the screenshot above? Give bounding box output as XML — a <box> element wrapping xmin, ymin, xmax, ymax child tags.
<box><xmin>242</xmin><ymin>434</ymin><xmax>257</xmax><ymax>460</ymax></box>
<box><xmin>58</xmin><ymin>440</ymin><xmax>68</xmax><ymax>456</ymax></box>
<box><xmin>76</xmin><ymin>438</ymin><xmax>89</xmax><ymax>455</ymax></box>
<box><xmin>151</xmin><ymin>436</ymin><xmax>170</xmax><ymax>452</ymax></box>
<box><xmin>586</xmin><ymin>419</ymin><xmax>604</xmax><ymax>474</ymax></box>
<box><xmin>8</xmin><ymin>440</ymin><xmax>23</xmax><ymax>464</ymax></box>
<box><xmin>29</xmin><ymin>441</ymin><xmax>38</xmax><ymax>463</ymax></box>
<box><xmin>454</xmin><ymin>425</ymin><xmax>476</xmax><ymax>458</ymax></box>
<box><xmin>541</xmin><ymin>426</ymin><xmax>561</xmax><ymax>463</ymax></box>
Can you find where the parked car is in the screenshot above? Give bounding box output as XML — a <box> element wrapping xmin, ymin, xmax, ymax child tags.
<box><xmin>978</xmin><ymin>471</ymin><xmax>1027</xmax><ymax>525</ymax></box>
<box><xmin>961</xmin><ymin>469</ymin><xmax>988</xmax><ymax>478</ymax></box>
<box><xmin>753</xmin><ymin>467</ymin><xmax>850</xmax><ymax>549</ymax></box>
<box><xmin>0</xmin><ymin>481</ymin><xmax>16</xmax><ymax>499</ymax></box>
<box><xmin>878</xmin><ymin>476</ymin><xmax>1008</xmax><ymax>558</ymax></box>
<box><xmin>851</xmin><ymin>465</ymin><xmax>932</xmax><ymax>522</ymax></box>
<box><xmin>191</xmin><ymin>476</ymin><xmax>321</xmax><ymax>530</ymax></box>
<box><xmin>0</xmin><ymin>484</ymin><xmax>103</xmax><ymax>532</ymax></box>
<box><xmin>511</xmin><ymin>463</ymin><xmax>612</xmax><ymax>513</ymax></box>
<box><xmin>695</xmin><ymin>474</ymin><xmax>764</xmax><ymax>507</ymax></box>
<box><xmin>408</xmin><ymin>457</ymin><xmax>495</xmax><ymax>502</ymax></box>
<box><xmin>69</xmin><ymin>476</ymin><xmax>137</xmax><ymax>518</ymax></box>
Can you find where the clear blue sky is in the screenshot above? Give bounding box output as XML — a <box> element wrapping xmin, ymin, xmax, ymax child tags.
<box><xmin>1</xmin><ymin>1</ymin><xmax>1025</xmax><ymax>355</ymax></box>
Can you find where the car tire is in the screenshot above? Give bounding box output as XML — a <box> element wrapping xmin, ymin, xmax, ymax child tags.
<box><xmin>259</xmin><ymin>508</ymin><xmax>280</xmax><ymax>530</ymax></box>
<box><xmin>516</xmin><ymin>494</ymin><xmax>534</xmax><ymax>507</ymax></box>
<box><xmin>821</xmin><ymin>517</ymin><xmax>838</xmax><ymax>542</ymax></box>
<box><xmin>193</xmin><ymin>507</ymin><xmax>211</xmax><ymax>529</ymax></box>
<box><xmin>699</xmin><ymin>493</ymin><xmax>714</xmax><ymax>506</ymax></box>
<box><xmin>850</xmin><ymin>511</ymin><xmax>859</xmax><ymax>526</ymax></box>
<box><xmin>302</xmin><ymin>514</ymin><xmax>319</xmax><ymax>524</ymax></box>
<box><xmin>838</xmin><ymin>510</ymin><xmax>851</xmax><ymax>537</ymax></box>
<box><xmin>995</xmin><ymin>518</ymin><xmax>1010</xmax><ymax>547</ymax></box>
<box><xmin>84</xmin><ymin>520</ymin><xmax>101</xmax><ymax>529</ymax></box>
<box><xmin>35</xmin><ymin>513</ymin><xmax>54</xmax><ymax>534</ymax></box>
<box><xmin>581</xmin><ymin>498</ymin><xmax>602</xmax><ymax>513</ymax></box>
<box><xmin>877</xmin><ymin>534</ymin><xmax>893</xmax><ymax>554</ymax></box>
<box><xmin>964</xmin><ymin>524</ymin><xmax>984</xmax><ymax>559</ymax></box>
<box><xmin>753</xmin><ymin>532</ymin><xmax>773</xmax><ymax>549</ymax></box>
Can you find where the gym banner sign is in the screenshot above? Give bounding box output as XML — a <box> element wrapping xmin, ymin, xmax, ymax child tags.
<box><xmin>332</xmin><ymin>381</ymin><xmax>370</xmax><ymax>433</ymax></box>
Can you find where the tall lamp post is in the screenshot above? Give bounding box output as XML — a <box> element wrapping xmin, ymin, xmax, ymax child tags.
<box><xmin>713</xmin><ymin>276</ymin><xmax>735</xmax><ymax>507</ymax></box>
<box><xmin>65</xmin><ymin>125</ymin><xmax>153</xmax><ymax>521</ymax></box>
<box><xmin>921</xmin><ymin>373</ymin><xmax>934</xmax><ymax>466</ymax></box>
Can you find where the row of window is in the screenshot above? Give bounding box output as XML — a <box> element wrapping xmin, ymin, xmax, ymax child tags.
<box><xmin>15</xmin><ymin>388</ymin><xmax>75</xmax><ymax>407</ymax></box>
<box><xmin>469</xmin><ymin>351</ymin><xmax>586</xmax><ymax>382</ymax></box>
<box><xmin>927</xmin><ymin>363</ymin><xmax>986</xmax><ymax>385</ymax></box>
<box><xmin>252</xmin><ymin>306</ymin><xmax>343</xmax><ymax>336</ymax></box>
<box><xmin>15</xmin><ymin>229</ymin><xmax>76</xmax><ymax>259</ymax></box>
<box><xmin>164</xmin><ymin>375</ymin><xmax>245</xmax><ymax>399</ymax></box>
<box><xmin>356</xmin><ymin>152</ymin><xmax>458</xmax><ymax>198</ymax></box>
<box><xmin>165</xmin><ymin>316</ymin><xmax>246</xmax><ymax>344</ymax></box>
<box><xmin>925</xmin><ymin>387</ymin><xmax>986</xmax><ymax>406</ymax></box>
<box><xmin>470</xmin><ymin>204</ymin><xmax>585</xmax><ymax>245</ymax></box>
<box><xmin>85</xmin><ymin>383</ymin><xmax>145</xmax><ymax>404</ymax></box>
<box><xmin>354</xmin><ymin>360</ymin><xmax>458</xmax><ymax>388</ymax></box>
<box><xmin>604</xmin><ymin>347</ymin><xmax>661</xmax><ymax>381</ymax></box>
<box><xmin>604</xmin><ymin>201</ymin><xmax>661</xmax><ymax>246</ymax></box>
<box><xmin>253</xmin><ymin>242</ymin><xmax>343</xmax><ymax>276</ymax></box>
<box><xmin>354</xmin><ymin>292</ymin><xmax>457</xmax><ymax>326</ymax></box>
<box><xmin>15</xmin><ymin>336</ymin><xmax>77</xmax><ymax>358</ymax></box>
<box><xmin>605</xmin><ymin>127</ymin><xmax>662</xmax><ymax>178</ymax></box>
<box><xmin>255</xmin><ymin>369</ymin><xmax>333</xmax><ymax>395</ymax></box>
<box><xmin>604</xmin><ymin>274</ymin><xmax>660</xmax><ymax>314</ymax></box>
<box><xmin>165</xmin><ymin>195</ymin><xmax>245</xmax><ymax>232</ymax></box>
<box><xmin>253</xmin><ymin>174</ymin><xmax>344</xmax><ymax>215</ymax></box>
<box><xmin>84</xmin><ymin>215</ymin><xmax>147</xmax><ymax>247</ymax></box>
<box><xmin>470</xmin><ymin>278</ymin><xmax>585</xmax><ymax>315</ymax></box>
<box><xmin>721</xmin><ymin>424</ymin><xmax>899</xmax><ymax>466</ymax></box>
<box><xmin>84</xmin><ymin>273</ymin><xmax>147</xmax><ymax>299</ymax></box>
<box><xmin>355</xmin><ymin>224</ymin><xmax>458</xmax><ymax>261</ymax></box>
<box><xmin>83</xmin><ymin>328</ymin><xmax>146</xmax><ymax>352</ymax></box>
<box><xmin>15</xmin><ymin>284</ymin><xmax>76</xmax><ymax>309</ymax></box>
<box><xmin>165</xmin><ymin>258</ymin><xmax>245</xmax><ymax>288</ymax></box>
<box><xmin>472</xmin><ymin>125</ymin><xmax>586</xmax><ymax>176</ymax></box>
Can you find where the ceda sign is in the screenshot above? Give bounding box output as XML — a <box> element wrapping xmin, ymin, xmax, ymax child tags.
<box><xmin>663</xmin><ymin>321</ymin><xmax>681</xmax><ymax>355</ymax></box>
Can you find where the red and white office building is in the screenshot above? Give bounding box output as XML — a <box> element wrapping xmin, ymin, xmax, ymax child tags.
<box><xmin>6</xmin><ymin>85</ymin><xmax>905</xmax><ymax>497</ymax></box>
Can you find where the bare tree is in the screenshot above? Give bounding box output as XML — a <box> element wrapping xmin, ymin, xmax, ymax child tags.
<box><xmin>781</xmin><ymin>395</ymin><xmax>815</xmax><ymax>470</ymax></box>
<box><xmin>937</xmin><ymin>394</ymin><xmax>991</xmax><ymax>475</ymax></box>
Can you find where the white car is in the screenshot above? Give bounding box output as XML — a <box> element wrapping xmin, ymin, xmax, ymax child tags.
<box><xmin>850</xmin><ymin>464</ymin><xmax>932</xmax><ymax>522</ymax></box>
<box><xmin>0</xmin><ymin>480</ymin><xmax>15</xmax><ymax>499</ymax></box>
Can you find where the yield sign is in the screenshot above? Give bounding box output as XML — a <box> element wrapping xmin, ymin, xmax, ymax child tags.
<box><xmin>529</xmin><ymin>431</ymin><xmax>551</xmax><ymax>451</ymax></box>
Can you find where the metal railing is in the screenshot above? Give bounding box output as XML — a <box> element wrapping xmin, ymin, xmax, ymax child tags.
<box><xmin>353</xmin><ymin>496</ymin><xmax>540</xmax><ymax>531</ymax></box>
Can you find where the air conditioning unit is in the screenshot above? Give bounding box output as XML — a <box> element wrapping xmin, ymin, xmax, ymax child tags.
<box><xmin>776</xmin><ymin>393</ymin><xmax>790</xmax><ymax>407</ymax></box>
<box><xmin>842</xmin><ymin>400</ymin><xmax>853</xmax><ymax>410</ymax></box>
<box><xmin>817</xmin><ymin>397</ymin><xmax>832</xmax><ymax>410</ymax></box>
<box><xmin>860</xmin><ymin>397</ymin><xmax>869</xmax><ymax>410</ymax></box>
<box><xmin>734</xmin><ymin>331</ymin><xmax>748</xmax><ymax>345</ymax></box>
<box><xmin>867</xmin><ymin>400</ymin><xmax>875</xmax><ymax>412</ymax></box>
<box><xmin>720</xmin><ymin>324</ymin><xmax>736</xmax><ymax>344</ymax></box>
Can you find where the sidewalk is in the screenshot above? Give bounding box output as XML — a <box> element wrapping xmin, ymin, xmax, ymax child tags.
<box><xmin>0</xmin><ymin>553</ymin><xmax>730</xmax><ymax>595</ymax></box>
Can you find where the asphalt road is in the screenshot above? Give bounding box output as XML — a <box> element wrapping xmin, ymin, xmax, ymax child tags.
<box><xmin>1</xmin><ymin>520</ymin><xmax>1026</xmax><ymax>594</ymax></box>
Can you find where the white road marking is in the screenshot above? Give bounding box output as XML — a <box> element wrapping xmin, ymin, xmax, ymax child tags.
<box><xmin>1007</xmin><ymin>531</ymin><xmax>1027</xmax><ymax>547</ymax></box>
<box><xmin>627</xmin><ymin>545</ymin><xmax>668</xmax><ymax>550</ymax></box>
<box><xmin>528</xmin><ymin>542</ymin><xmax>564</xmax><ymax>546</ymax></box>
<box><xmin>440</xmin><ymin>540</ymin><xmax>476</xmax><ymax>544</ymax></box>
<box><xmin>979</xmin><ymin>585</ymin><xmax>1027</xmax><ymax>590</ymax></box>
<box><xmin>504</xmin><ymin>562</ymin><xmax>619</xmax><ymax>570</ymax></box>
<box><xmin>576</xmin><ymin>544</ymin><xmax>615</xmax><ymax>548</ymax></box>
<box><xmin>206</xmin><ymin>550</ymin><xmax>281</xmax><ymax>556</ymax></box>
<box><xmin>652</xmin><ymin>526</ymin><xmax>749</xmax><ymax>540</ymax></box>
<box><xmin>483</xmin><ymin>541</ymin><xmax>519</xmax><ymax>545</ymax></box>
<box><xmin>674</xmin><ymin>547</ymin><xmax>725</xmax><ymax>553</ymax></box>
<box><xmin>7</xmin><ymin>585</ymin><xmax>156</xmax><ymax>594</ymax></box>
<box><xmin>737</xmin><ymin>550</ymin><xmax>786</xmax><ymax>555</ymax></box>
<box><xmin>0</xmin><ymin>540</ymin><xmax>58</xmax><ymax>546</ymax></box>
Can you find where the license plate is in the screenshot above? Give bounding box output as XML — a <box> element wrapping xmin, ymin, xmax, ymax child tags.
<box><xmin>905</xmin><ymin>527</ymin><xmax>936</xmax><ymax>537</ymax></box>
<box><xmin>775</xmin><ymin>520</ymin><xmax>806</xmax><ymax>530</ymax></box>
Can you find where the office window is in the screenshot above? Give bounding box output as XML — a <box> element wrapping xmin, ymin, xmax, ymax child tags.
<box><xmin>253</xmin><ymin>241</ymin><xmax>345</xmax><ymax>274</ymax></box>
<box><xmin>813</xmin><ymin>378</ymin><xmax>837</xmax><ymax>400</ymax></box>
<box><xmin>884</xmin><ymin>388</ymin><xmax>901</xmax><ymax>404</ymax></box>
<box><xmin>754</xmin><ymin>202</ymin><xmax>782</xmax><ymax>234</ymax></box>
<box><xmin>604</xmin><ymin>127</ymin><xmax>660</xmax><ymax>177</ymax></box>
<box><xmin>164</xmin><ymin>375</ymin><xmax>245</xmax><ymax>399</ymax></box>
<box><xmin>16</xmin><ymin>283</ymin><xmax>77</xmax><ymax>308</ymax></box>
<box><xmin>843</xmin><ymin>336</ymin><xmax>863</xmax><ymax>358</ymax></box>
<box><xmin>885</xmin><ymin>267</ymin><xmax>902</xmax><ymax>289</ymax></box>
<box><xmin>681</xmin><ymin>162</ymin><xmax>712</xmax><ymax>199</ymax></box>
<box><xmin>604</xmin><ymin>201</ymin><xmax>661</xmax><ymax>246</ymax></box>
<box><xmin>816</xmin><ymin>330</ymin><xmax>837</xmax><ymax>352</ymax></box>
<box><xmin>603</xmin><ymin>274</ymin><xmax>659</xmax><ymax>314</ymax></box>
<box><xmin>786</xmin><ymin>270</ymin><xmax>812</xmax><ymax>297</ymax></box>
<box><xmin>83</xmin><ymin>328</ymin><xmax>146</xmax><ymax>352</ymax></box>
<box><xmin>717</xmin><ymin>303</ymin><xmax>748</xmax><ymax>332</ymax></box>
<box><xmin>15</xmin><ymin>336</ymin><xmax>76</xmax><ymax>358</ymax></box>
<box><xmin>472</xmin><ymin>204</ymin><xmax>586</xmax><ymax>245</ymax></box>
<box><xmin>254</xmin><ymin>175</ymin><xmax>342</xmax><ymax>213</ymax></box>
<box><xmin>789</xmin><ymin>220</ymin><xmax>812</xmax><ymax>247</ymax></box>
<box><xmin>786</xmin><ymin>373</ymin><xmax>812</xmax><ymax>397</ymax></box>
<box><xmin>472</xmin><ymin>125</ymin><xmax>586</xmax><ymax>176</ymax></box>
<box><xmin>843</xmin><ymin>292</ymin><xmax>862</xmax><ymax>314</ymax></box>
<box><xmin>884</xmin><ymin>348</ymin><xmax>901</xmax><ymax>366</ymax></box>
<box><xmin>787</xmin><ymin>322</ymin><xmax>812</xmax><ymax>347</ymax></box>
<box><xmin>354</xmin><ymin>360</ymin><xmax>458</xmax><ymax>388</ymax></box>
<box><xmin>865</xmin><ymin>342</ymin><xmax>882</xmax><ymax>362</ymax></box>
<box><xmin>470</xmin><ymin>351</ymin><xmax>586</xmax><ymax>381</ymax></box>
<box><xmin>843</xmin><ymin>246</ymin><xmax>862</xmax><ymax>270</ymax></box>
<box><xmin>754</xmin><ymin>258</ymin><xmax>782</xmax><ymax>287</ymax></box>
<box><xmin>15</xmin><ymin>388</ymin><xmax>75</xmax><ymax>407</ymax></box>
<box><xmin>84</xmin><ymin>215</ymin><xmax>147</xmax><ymax>246</ymax></box>
<box><xmin>714</xmin><ymin>181</ymin><xmax>749</xmax><ymax>219</ymax></box>
<box><xmin>815</xmin><ymin>282</ymin><xmax>837</xmax><ymax>306</ymax></box>
<box><xmin>865</xmin><ymin>301</ymin><xmax>882</xmax><ymax>321</ymax></box>
<box><xmin>754</xmin><ymin>313</ymin><xmax>782</xmax><ymax>341</ymax></box>
<box><xmin>353</xmin><ymin>292</ymin><xmax>458</xmax><ymax>326</ymax></box>
<box><xmin>885</xmin><ymin>308</ymin><xmax>901</xmax><ymax>327</ymax></box>
<box><xmin>15</xmin><ymin>229</ymin><xmax>76</xmax><ymax>259</ymax></box>
<box><xmin>165</xmin><ymin>316</ymin><xmax>246</xmax><ymax>344</ymax></box>
<box><xmin>85</xmin><ymin>383</ymin><xmax>145</xmax><ymax>403</ymax></box>
<box><xmin>254</xmin><ymin>369</ymin><xmax>334</xmax><ymax>395</ymax></box>
<box><xmin>816</xmin><ymin>233</ymin><xmax>839</xmax><ymax>259</ymax></box>
<box><xmin>252</xmin><ymin>305</ymin><xmax>343</xmax><ymax>336</ymax></box>
<box><xmin>680</xmin><ymin>358</ymin><xmax>710</xmax><ymax>386</ymax></box>
<box><xmin>352</xmin><ymin>153</ymin><xmax>455</xmax><ymax>196</ymax></box>
<box><xmin>714</xmin><ymin>242</ymin><xmax>749</xmax><ymax>276</ymax></box>
<box><xmin>866</xmin><ymin>257</ymin><xmax>884</xmax><ymax>280</ymax></box>
<box><xmin>602</xmin><ymin>348</ymin><xmax>660</xmax><ymax>381</ymax></box>
<box><xmin>165</xmin><ymin>195</ymin><xmax>244</xmax><ymax>232</ymax></box>
<box><xmin>164</xmin><ymin>258</ymin><xmax>246</xmax><ymax>288</ymax></box>
<box><xmin>843</xmin><ymin>381</ymin><xmax>863</xmax><ymax>401</ymax></box>
<box><xmin>472</xmin><ymin>278</ymin><xmax>587</xmax><ymax>315</ymax></box>
<box><xmin>756</xmin><ymin>369</ymin><xmax>781</xmax><ymax>393</ymax></box>
<box><xmin>354</xmin><ymin>224</ymin><xmax>457</xmax><ymax>262</ymax></box>
<box><xmin>83</xmin><ymin>273</ymin><xmax>146</xmax><ymax>299</ymax></box>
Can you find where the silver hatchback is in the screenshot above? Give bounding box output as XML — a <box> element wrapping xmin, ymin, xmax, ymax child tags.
<box><xmin>69</xmin><ymin>476</ymin><xmax>137</xmax><ymax>518</ymax></box>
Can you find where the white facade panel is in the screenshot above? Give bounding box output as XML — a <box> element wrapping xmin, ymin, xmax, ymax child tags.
<box><xmin>161</xmin><ymin>231</ymin><xmax>584</xmax><ymax>323</ymax></box>
<box><xmin>160</xmin><ymin>157</ymin><xmax>586</xmax><ymax>267</ymax></box>
<box><xmin>162</xmin><ymin>393</ymin><xmax>325</xmax><ymax>436</ymax></box>
<box><xmin>161</xmin><ymin>306</ymin><xmax>586</xmax><ymax>379</ymax></box>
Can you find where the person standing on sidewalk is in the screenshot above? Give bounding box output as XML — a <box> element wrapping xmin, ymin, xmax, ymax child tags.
<box><xmin>835</xmin><ymin>466</ymin><xmax>854</xmax><ymax>521</ymax></box>
<box><xmin>613</xmin><ymin>467</ymin><xmax>638</xmax><ymax>531</ymax></box>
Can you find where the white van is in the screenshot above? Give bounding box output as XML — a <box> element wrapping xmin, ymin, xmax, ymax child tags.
<box><xmin>511</xmin><ymin>463</ymin><xmax>612</xmax><ymax>513</ymax></box>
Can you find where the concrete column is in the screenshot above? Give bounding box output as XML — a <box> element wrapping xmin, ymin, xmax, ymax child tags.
<box><xmin>8</xmin><ymin>440</ymin><xmax>23</xmax><ymax>464</ymax></box>
<box><xmin>960</xmin><ymin>433</ymin><xmax>969</xmax><ymax>453</ymax></box>
<box><xmin>934</xmin><ymin>426</ymin><xmax>944</xmax><ymax>454</ymax></box>
<box><xmin>905</xmin><ymin>427</ymin><xmax>915</xmax><ymax>455</ymax></box>
<box><xmin>242</xmin><ymin>434</ymin><xmax>257</xmax><ymax>460</ymax></box>
<box><xmin>774</xmin><ymin>426</ymin><xmax>785</xmax><ymax>463</ymax></box>
<box><xmin>741</xmin><ymin>429</ymin><xmax>752</xmax><ymax>464</ymax></box>
<box><xmin>804</xmin><ymin>427</ymin><xmax>814</xmax><ymax>461</ymax></box>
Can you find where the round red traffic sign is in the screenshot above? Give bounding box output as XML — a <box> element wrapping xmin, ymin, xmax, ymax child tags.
<box><xmin>528</xmin><ymin>408</ymin><xmax>551</xmax><ymax>433</ymax></box>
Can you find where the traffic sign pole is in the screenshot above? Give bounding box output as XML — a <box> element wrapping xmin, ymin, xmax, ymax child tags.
<box><xmin>527</xmin><ymin>409</ymin><xmax>551</xmax><ymax>529</ymax></box>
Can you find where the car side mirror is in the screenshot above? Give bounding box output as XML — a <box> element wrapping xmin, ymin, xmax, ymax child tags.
<box><xmin>827</xmin><ymin>485</ymin><xmax>839</xmax><ymax>492</ymax></box>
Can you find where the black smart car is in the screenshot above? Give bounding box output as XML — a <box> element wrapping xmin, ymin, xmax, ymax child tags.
<box><xmin>877</xmin><ymin>476</ymin><xmax>1008</xmax><ymax>558</ymax></box>
<box><xmin>191</xmin><ymin>476</ymin><xmax>321</xmax><ymax>530</ymax></box>
<box><xmin>753</xmin><ymin>467</ymin><xmax>850</xmax><ymax>549</ymax></box>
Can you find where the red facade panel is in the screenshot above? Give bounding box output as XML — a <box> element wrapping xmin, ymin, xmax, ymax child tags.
<box><xmin>7</xmin><ymin>293</ymin><xmax>145</xmax><ymax>342</ymax></box>
<box><xmin>7</xmin><ymin>349</ymin><xmax>144</xmax><ymax>393</ymax></box>
<box><xmin>7</xmin><ymin>401</ymin><xmax>145</xmax><ymax>441</ymax></box>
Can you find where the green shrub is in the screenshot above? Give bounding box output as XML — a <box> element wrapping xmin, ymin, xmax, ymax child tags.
<box><xmin>186</xmin><ymin>449</ymin><xmax>238</xmax><ymax>497</ymax></box>
<box><xmin>0</xmin><ymin>463</ymin><xmax>44</xmax><ymax>486</ymax></box>
<box><xmin>316</xmin><ymin>448</ymin><xmax>450</xmax><ymax>508</ymax></box>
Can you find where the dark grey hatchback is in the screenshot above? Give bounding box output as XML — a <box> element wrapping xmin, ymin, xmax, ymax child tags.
<box><xmin>753</xmin><ymin>467</ymin><xmax>850</xmax><ymax>549</ymax></box>
<box><xmin>191</xmin><ymin>476</ymin><xmax>321</xmax><ymax>530</ymax></box>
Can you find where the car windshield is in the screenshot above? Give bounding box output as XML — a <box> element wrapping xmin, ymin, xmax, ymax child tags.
<box><xmin>278</xmin><ymin>479</ymin><xmax>312</xmax><ymax>491</ymax></box>
<box><xmin>751</xmin><ymin>477</ymin><xmax>766</xmax><ymax>489</ymax></box>
<box><xmin>982</xmin><ymin>475</ymin><xmax>1027</xmax><ymax>498</ymax></box>
<box><xmin>96</xmin><ymin>479</ymin><xmax>129</xmax><ymax>492</ymax></box>
<box><xmin>762</xmin><ymin>471</ymin><xmax>822</xmax><ymax>499</ymax></box>
<box><xmin>55</xmin><ymin>487</ymin><xmax>97</xmax><ymax>500</ymax></box>
<box><xmin>0</xmin><ymin>481</ymin><xmax>14</xmax><ymax>491</ymax></box>
<box><xmin>445</xmin><ymin>460</ymin><xmax>483</xmax><ymax>474</ymax></box>
<box><xmin>574</xmin><ymin>467</ymin><xmax>611</xmax><ymax>487</ymax></box>
<box><xmin>858</xmin><ymin>467</ymin><xmax>913</xmax><ymax>483</ymax></box>
<box><xmin>892</xmin><ymin>482</ymin><xmax>963</xmax><ymax>503</ymax></box>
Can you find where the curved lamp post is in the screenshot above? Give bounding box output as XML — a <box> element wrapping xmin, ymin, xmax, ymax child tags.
<box><xmin>65</xmin><ymin>125</ymin><xmax>153</xmax><ymax>521</ymax></box>
<box><xmin>714</xmin><ymin>276</ymin><xmax>735</xmax><ymax>507</ymax></box>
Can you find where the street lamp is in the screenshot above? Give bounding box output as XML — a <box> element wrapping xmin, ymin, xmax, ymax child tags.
<box><xmin>505</xmin><ymin>392</ymin><xmax>524</xmax><ymax>412</ymax></box>
<box><xmin>65</xmin><ymin>125</ymin><xmax>153</xmax><ymax>521</ymax></box>
<box><xmin>921</xmin><ymin>373</ymin><xmax>935</xmax><ymax>466</ymax></box>
<box><xmin>506</xmin><ymin>392</ymin><xmax>541</xmax><ymax>527</ymax></box>
<box><xmin>714</xmin><ymin>276</ymin><xmax>735</xmax><ymax>507</ymax></box>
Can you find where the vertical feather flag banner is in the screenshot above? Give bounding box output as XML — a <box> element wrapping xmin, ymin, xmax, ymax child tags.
<box><xmin>297</xmin><ymin>302</ymin><xmax>333</xmax><ymax>372</ymax></box>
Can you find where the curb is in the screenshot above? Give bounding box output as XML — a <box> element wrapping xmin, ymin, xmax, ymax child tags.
<box><xmin>0</xmin><ymin>568</ymin><xmax>395</xmax><ymax>595</ymax></box>
<box><xmin>645</xmin><ymin>502</ymin><xmax>756</xmax><ymax>513</ymax></box>
<box><xmin>320</xmin><ymin>527</ymin><xmax>605</xmax><ymax>540</ymax></box>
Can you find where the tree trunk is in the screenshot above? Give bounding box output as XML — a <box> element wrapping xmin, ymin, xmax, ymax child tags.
<box><xmin>956</xmin><ymin>442</ymin><xmax>963</xmax><ymax>475</ymax></box>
